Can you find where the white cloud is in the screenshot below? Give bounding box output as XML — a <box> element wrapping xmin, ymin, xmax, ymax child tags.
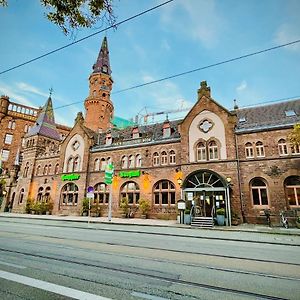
<box><xmin>160</xmin><ymin>0</ymin><xmax>224</xmax><ymax>48</ymax></box>
<box><xmin>274</xmin><ymin>24</ymin><xmax>300</xmax><ymax>52</ymax></box>
<box><xmin>236</xmin><ymin>80</ymin><xmax>247</xmax><ymax>92</ymax></box>
<box><xmin>16</xmin><ymin>82</ymin><xmax>49</xmax><ymax>98</ymax></box>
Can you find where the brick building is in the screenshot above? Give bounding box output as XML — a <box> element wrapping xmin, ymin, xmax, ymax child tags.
<box><xmin>1</xmin><ymin>37</ymin><xmax>299</xmax><ymax>226</ymax></box>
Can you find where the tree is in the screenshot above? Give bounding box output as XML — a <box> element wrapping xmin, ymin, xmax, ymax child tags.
<box><xmin>0</xmin><ymin>0</ymin><xmax>116</xmax><ymax>35</ymax></box>
<box><xmin>289</xmin><ymin>123</ymin><xmax>300</xmax><ymax>146</ymax></box>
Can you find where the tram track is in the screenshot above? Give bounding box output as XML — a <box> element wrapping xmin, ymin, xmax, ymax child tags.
<box><xmin>0</xmin><ymin>247</ymin><xmax>292</xmax><ymax>300</ymax></box>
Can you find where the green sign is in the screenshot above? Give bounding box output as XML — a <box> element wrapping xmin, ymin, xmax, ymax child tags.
<box><xmin>105</xmin><ymin>163</ymin><xmax>114</xmax><ymax>185</ymax></box>
<box><xmin>119</xmin><ymin>170</ymin><xmax>141</xmax><ymax>178</ymax></box>
<box><xmin>61</xmin><ymin>174</ymin><xmax>80</xmax><ymax>181</ymax></box>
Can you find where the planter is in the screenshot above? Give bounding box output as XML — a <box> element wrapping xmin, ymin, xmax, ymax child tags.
<box><xmin>184</xmin><ymin>214</ymin><xmax>191</xmax><ymax>225</ymax></box>
<box><xmin>216</xmin><ymin>214</ymin><xmax>225</xmax><ymax>226</ymax></box>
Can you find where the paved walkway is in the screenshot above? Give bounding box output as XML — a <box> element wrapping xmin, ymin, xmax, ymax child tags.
<box><xmin>1</xmin><ymin>212</ymin><xmax>300</xmax><ymax>236</ymax></box>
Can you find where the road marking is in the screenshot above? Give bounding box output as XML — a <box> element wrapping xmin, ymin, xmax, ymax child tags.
<box><xmin>0</xmin><ymin>260</ymin><xmax>26</xmax><ymax>269</ymax></box>
<box><xmin>131</xmin><ymin>291</ymin><xmax>170</xmax><ymax>300</ymax></box>
<box><xmin>0</xmin><ymin>270</ymin><xmax>112</xmax><ymax>300</ymax></box>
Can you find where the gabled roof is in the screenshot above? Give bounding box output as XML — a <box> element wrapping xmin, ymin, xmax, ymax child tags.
<box><xmin>92</xmin><ymin>36</ymin><xmax>111</xmax><ymax>75</ymax></box>
<box><xmin>25</xmin><ymin>97</ymin><xmax>61</xmax><ymax>141</ymax></box>
<box><xmin>235</xmin><ymin>99</ymin><xmax>300</xmax><ymax>133</ymax></box>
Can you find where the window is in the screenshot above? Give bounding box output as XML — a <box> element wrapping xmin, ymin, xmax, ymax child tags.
<box><xmin>105</xmin><ymin>133</ymin><xmax>112</xmax><ymax>145</ymax></box>
<box><xmin>245</xmin><ymin>142</ymin><xmax>254</xmax><ymax>158</ymax></box>
<box><xmin>43</xmin><ymin>165</ymin><xmax>48</xmax><ymax>175</ymax></box>
<box><xmin>100</xmin><ymin>158</ymin><xmax>106</xmax><ymax>171</ymax></box>
<box><xmin>19</xmin><ymin>188</ymin><xmax>24</xmax><ymax>204</ymax></box>
<box><xmin>161</xmin><ymin>151</ymin><xmax>168</xmax><ymax>165</ymax></box>
<box><xmin>44</xmin><ymin>187</ymin><xmax>51</xmax><ymax>202</ymax></box>
<box><xmin>94</xmin><ymin>183</ymin><xmax>109</xmax><ymax>205</ymax></box>
<box><xmin>55</xmin><ymin>163</ymin><xmax>59</xmax><ymax>174</ymax></box>
<box><xmin>285</xmin><ymin>110</ymin><xmax>296</xmax><ymax>117</ymax></box>
<box><xmin>153</xmin><ymin>180</ymin><xmax>176</xmax><ymax>206</ymax></box>
<box><xmin>278</xmin><ymin>139</ymin><xmax>288</xmax><ymax>156</ymax></box>
<box><xmin>121</xmin><ymin>156</ymin><xmax>128</xmax><ymax>169</ymax></box>
<box><xmin>255</xmin><ymin>141</ymin><xmax>265</xmax><ymax>157</ymax></box>
<box><xmin>8</xmin><ymin>120</ymin><xmax>16</xmax><ymax>129</ymax></box>
<box><xmin>94</xmin><ymin>159</ymin><xmax>100</xmax><ymax>171</ymax></box>
<box><xmin>24</xmin><ymin>124</ymin><xmax>28</xmax><ymax>133</ymax></box>
<box><xmin>163</xmin><ymin>124</ymin><xmax>171</xmax><ymax>138</ymax></box>
<box><xmin>61</xmin><ymin>183</ymin><xmax>79</xmax><ymax>206</ymax></box>
<box><xmin>120</xmin><ymin>182</ymin><xmax>140</xmax><ymax>205</ymax></box>
<box><xmin>48</xmin><ymin>164</ymin><xmax>52</xmax><ymax>175</ymax></box>
<box><xmin>37</xmin><ymin>187</ymin><xmax>44</xmax><ymax>202</ymax></box>
<box><xmin>1</xmin><ymin>149</ymin><xmax>9</xmax><ymax>161</ymax></box>
<box><xmin>169</xmin><ymin>150</ymin><xmax>176</xmax><ymax>164</ymax></box>
<box><xmin>196</xmin><ymin>142</ymin><xmax>206</xmax><ymax>161</ymax></box>
<box><xmin>208</xmin><ymin>140</ymin><xmax>218</xmax><ymax>160</ymax></box>
<box><xmin>67</xmin><ymin>157</ymin><xmax>74</xmax><ymax>172</ymax></box>
<box><xmin>291</xmin><ymin>143</ymin><xmax>300</xmax><ymax>155</ymax></box>
<box><xmin>285</xmin><ymin>176</ymin><xmax>300</xmax><ymax>206</ymax></box>
<box><xmin>136</xmin><ymin>154</ymin><xmax>142</xmax><ymax>168</ymax></box>
<box><xmin>153</xmin><ymin>152</ymin><xmax>159</xmax><ymax>166</ymax></box>
<box><xmin>128</xmin><ymin>155</ymin><xmax>134</xmax><ymax>168</ymax></box>
<box><xmin>23</xmin><ymin>162</ymin><xmax>30</xmax><ymax>177</ymax></box>
<box><xmin>251</xmin><ymin>178</ymin><xmax>268</xmax><ymax>206</ymax></box>
<box><xmin>4</xmin><ymin>134</ymin><xmax>13</xmax><ymax>145</ymax></box>
<box><xmin>74</xmin><ymin>156</ymin><xmax>80</xmax><ymax>171</ymax></box>
<box><xmin>36</xmin><ymin>165</ymin><xmax>41</xmax><ymax>176</ymax></box>
<box><xmin>132</xmin><ymin>128</ymin><xmax>140</xmax><ymax>139</ymax></box>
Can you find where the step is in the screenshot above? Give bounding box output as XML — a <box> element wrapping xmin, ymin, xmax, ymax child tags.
<box><xmin>191</xmin><ymin>216</ymin><xmax>214</xmax><ymax>228</ymax></box>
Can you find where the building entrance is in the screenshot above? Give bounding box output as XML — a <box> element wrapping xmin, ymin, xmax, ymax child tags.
<box><xmin>182</xmin><ymin>169</ymin><xmax>231</xmax><ymax>225</ymax></box>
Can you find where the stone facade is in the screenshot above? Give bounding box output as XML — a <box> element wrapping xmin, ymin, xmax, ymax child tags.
<box><xmin>0</xmin><ymin>37</ymin><xmax>299</xmax><ymax>226</ymax></box>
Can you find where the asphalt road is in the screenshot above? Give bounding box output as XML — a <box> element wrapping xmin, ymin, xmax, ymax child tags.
<box><xmin>0</xmin><ymin>217</ymin><xmax>299</xmax><ymax>300</ymax></box>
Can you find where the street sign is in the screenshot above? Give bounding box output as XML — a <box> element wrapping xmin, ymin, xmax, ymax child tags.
<box><xmin>87</xmin><ymin>186</ymin><xmax>94</xmax><ymax>193</ymax></box>
<box><xmin>86</xmin><ymin>192</ymin><xmax>94</xmax><ymax>199</ymax></box>
<box><xmin>105</xmin><ymin>163</ymin><xmax>114</xmax><ymax>185</ymax></box>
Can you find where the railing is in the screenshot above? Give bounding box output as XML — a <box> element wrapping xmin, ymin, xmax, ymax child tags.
<box><xmin>8</xmin><ymin>102</ymin><xmax>39</xmax><ymax>120</ymax></box>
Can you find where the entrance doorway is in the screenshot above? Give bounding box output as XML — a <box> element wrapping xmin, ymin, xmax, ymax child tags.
<box><xmin>182</xmin><ymin>169</ymin><xmax>231</xmax><ymax>225</ymax></box>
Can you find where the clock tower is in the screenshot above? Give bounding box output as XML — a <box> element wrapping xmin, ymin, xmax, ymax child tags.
<box><xmin>84</xmin><ymin>37</ymin><xmax>114</xmax><ymax>132</ymax></box>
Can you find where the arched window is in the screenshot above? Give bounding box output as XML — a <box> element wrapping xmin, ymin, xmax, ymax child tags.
<box><xmin>36</xmin><ymin>165</ymin><xmax>41</xmax><ymax>176</ymax></box>
<box><xmin>291</xmin><ymin>143</ymin><xmax>300</xmax><ymax>155</ymax></box>
<box><xmin>74</xmin><ymin>156</ymin><xmax>80</xmax><ymax>171</ymax></box>
<box><xmin>61</xmin><ymin>183</ymin><xmax>79</xmax><ymax>206</ymax></box>
<box><xmin>196</xmin><ymin>142</ymin><xmax>206</xmax><ymax>161</ymax></box>
<box><xmin>67</xmin><ymin>157</ymin><xmax>74</xmax><ymax>172</ymax></box>
<box><xmin>94</xmin><ymin>159</ymin><xmax>100</xmax><ymax>171</ymax></box>
<box><xmin>285</xmin><ymin>176</ymin><xmax>300</xmax><ymax>206</ymax></box>
<box><xmin>23</xmin><ymin>162</ymin><xmax>30</xmax><ymax>177</ymax></box>
<box><xmin>208</xmin><ymin>140</ymin><xmax>218</xmax><ymax>160</ymax></box>
<box><xmin>255</xmin><ymin>141</ymin><xmax>265</xmax><ymax>157</ymax></box>
<box><xmin>128</xmin><ymin>155</ymin><xmax>134</xmax><ymax>168</ymax></box>
<box><xmin>43</xmin><ymin>165</ymin><xmax>48</xmax><ymax>175</ymax></box>
<box><xmin>251</xmin><ymin>178</ymin><xmax>268</xmax><ymax>206</ymax></box>
<box><xmin>37</xmin><ymin>187</ymin><xmax>44</xmax><ymax>202</ymax></box>
<box><xmin>278</xmin><ymin>139</ymin><xmax>288</xmax><ymax>156</ymax></box>
<box><xmin>44</xmin><ymin>186</ymin><xmax>51</xmax><ymax>202</ymax></box>
<box><xmin>153</xmin><ymin>180</ymin><xmax>176</xmax><ymax>206</ymax></box>
<box><xmin>121</xmin><ymin>156</ymin><xmax>128</xmax><ymax>169</ymax></box>
<box><xmin>94</xmin><ymin>183</ymin><xmax>109</xmax><ymax>205</ymax></box>
<box><xmin>169</xmin><ymin>150</ymin><xmax>176</xmax><ymax>164</ymax></box>
<box><xmin>100</xmin><ymin>158</ymin><xmax>106</xmax><ymax>171</ymax></box>
<box><xmin>120</xmin><ymin>181</ymin><xmax>140</xmax><ymax>205</ymax></box>
<box><xmin>8</xmin><ymin>120</ymin><xmax>12</xmax><ymax>129</ymax></box>
<box><xmin>136</xmin><ymin>154</ymin><xmax>142</xmax><ymax>168</ymax></box>
<box><xmin>55</xmin><ymin>163</ymin><xmax>59</xmax><ymax>174</ymax></box>
<box><xmin>161</xmin><ymin>151</ymin><xmax>168</xmax><ymax>165</ymax></box>
<box><xmin>153</xmin><ymin>152</ymin><xmax>159</xmax><ymax>166</ymax></box>
<box><xmin>12</xmin><ymin>120</ymin><xmax>16</xmax><ymax>129</ymax></box>
<box><xmin>245</xmin><ymin>142</ymin><xmax>254</xmax><ymax>158</ymax></box>
<box><xmin>48</xmin><ymin>164</ymin><xmax>52</xmax><ymax>175</ymax></box>
<box><xmin>19</xmin><ymin>188</ymin><xmax>24</xmax><ymax>204</ymax></box>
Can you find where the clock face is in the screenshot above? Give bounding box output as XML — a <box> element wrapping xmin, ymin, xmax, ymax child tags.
<box><xmin>101</xmin><ymin>85</ymin><xmax>109</xmax><ymax>91</ymax></box>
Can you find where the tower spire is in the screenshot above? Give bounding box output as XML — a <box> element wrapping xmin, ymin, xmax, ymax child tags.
<box><xmin>92</xmin><ymin>36</ymin><xmax>111</xmax><ymax>75</ymax></box>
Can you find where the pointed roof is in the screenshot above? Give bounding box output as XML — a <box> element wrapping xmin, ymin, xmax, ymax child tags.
<box><xmin>25</xmin><ymin>97</ymin><xmax>61</xmax><ymax>141</ymax></box>
<box><xmin>92</xmin><ymin>36</ymin><xmax>111</xmax><ymax>75</ymax></box>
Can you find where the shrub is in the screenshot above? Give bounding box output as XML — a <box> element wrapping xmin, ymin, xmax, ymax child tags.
<box><xmin>139</xmin><ymin>198</ymin><xmax>151</xmax><ymax>216</ymax></box>
<box><xmin>216</xmin><ymin>208</ymin><xmax>225</xmax><ymax>215</ymax></box>
<box><xmin>120</xmin><ymin>197</ymin><xmax>129</xmax><ymax>215</ymax></box>
<box><xmin>25</xmin><ymin>198</ymin><xmax>34</xmax><ymax>214</ymax></box>
<box><xmin>82</xmin><ymin>198</ymin><xmax>90</xmax><ymax>214</ymax></box>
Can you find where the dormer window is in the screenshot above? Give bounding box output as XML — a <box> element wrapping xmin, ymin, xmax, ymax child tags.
<box><xmin>239</xmin><ymin>117</ymin><xmax>246</xmax><ymax>123</ymax></box>
<box><xmin>132</xmin><ymin>127</ymin><xmax>140</xmax><ymax>139</ymax></box>
<box><xmin>106</xmin><ymin>133</ymin><xmax>112</xmax><ymax>145</ymax></box>
<box><xmin>163</xmin><ymin>121</ymin><xmax>171</xmax><ymax>138</ymax></box>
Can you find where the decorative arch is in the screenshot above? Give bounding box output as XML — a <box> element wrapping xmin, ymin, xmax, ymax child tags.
<box><xmin>120</xmin><ymin>181</ymin><xmax>140</xmax><ymax>205</ymax></box>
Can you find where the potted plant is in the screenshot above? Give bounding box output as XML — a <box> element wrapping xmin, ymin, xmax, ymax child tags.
<box><xmin>45</xmin><ymin>201</ymin><xmax>54</xmax><ymax>215</ymax></box>
<box><xmin>216</xmin><ymin>208</ymin><xmax>225</xmax><ymax>226</ymax></box>
<box><xmin>82</xmin><ymin>198</ymin><xmax>90</xmax><ymax>216</ymax></box>
<box><xmin>120</xmin><ymin>197</ymin><xmax>129</xmax><ymax>218</ymax></box>
<box><xmin>139</xmin><ymin>198</ymin><xmax>151</xmax><ymax>219</ymax></box>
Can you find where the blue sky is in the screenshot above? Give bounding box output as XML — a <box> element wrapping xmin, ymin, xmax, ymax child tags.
<box><xmin>0</xmin><ymin>0</ymin><xmax>300</xmax><ymax>127</ymax></box>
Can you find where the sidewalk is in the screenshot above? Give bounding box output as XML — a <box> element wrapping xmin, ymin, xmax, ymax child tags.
<box><xmin>1</xmin><ymin>212</ymin><xmax>300</xmax><ymax>236</ymax></box>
